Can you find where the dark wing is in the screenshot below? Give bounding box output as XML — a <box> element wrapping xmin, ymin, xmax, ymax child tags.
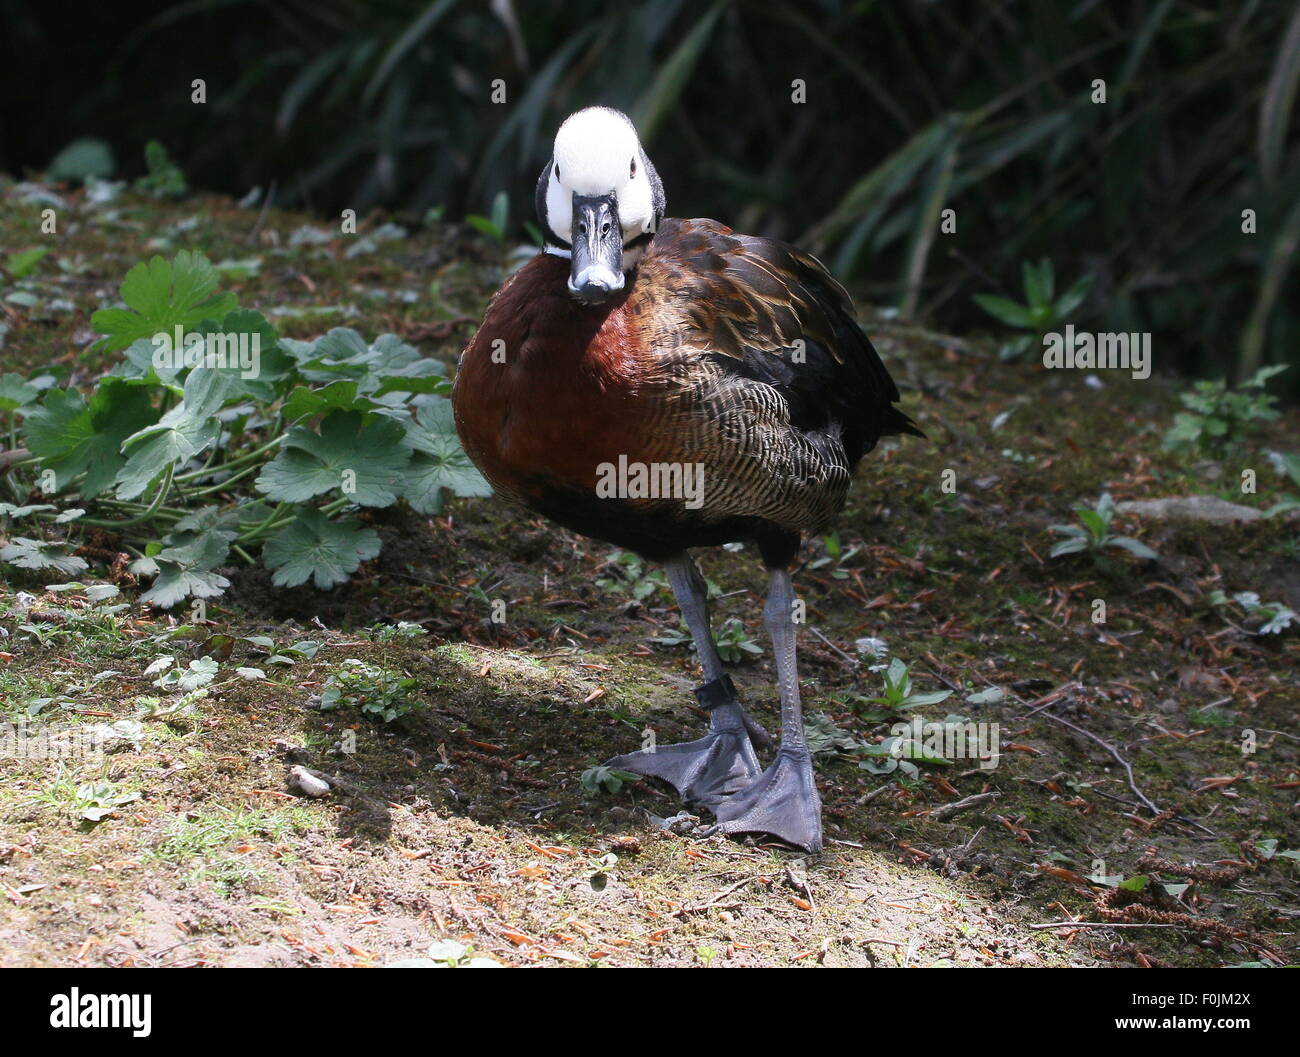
<box><xmin>629</xmin><ymin>218</ymin><xmax>920</xmax><ymax>532</ymax></box>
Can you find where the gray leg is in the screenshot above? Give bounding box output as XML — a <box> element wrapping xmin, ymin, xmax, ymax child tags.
<box><xmin>708</xmin><ymin>568</ymin><xmax>824</xmax><ymax>852</ymax></box>
<box><xmin>664</xmin><ymin>557</ymin><xmax>771</xmax><ymax>748</ymax></box>
<box><xmin>605</xmin><ymin>555</ymin><xmax>767</xmax><ymax>807</ymax></box>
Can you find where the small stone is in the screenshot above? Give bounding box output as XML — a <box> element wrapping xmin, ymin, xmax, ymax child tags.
<box><xmin>289</xmin><ymin>766</ymin><xmax>331</xmax><ymax>798</ymax></box>
<box><xmin>1116</xmin><ymin>495</ymin><xmax>1263</xmax><ymax>523</ymax></box>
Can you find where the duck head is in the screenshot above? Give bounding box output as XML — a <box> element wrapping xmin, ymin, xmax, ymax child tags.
<box><xmin>536</xmin><ymin>107</ymin><xmax>666</xmax><ymax>305</ymax></box>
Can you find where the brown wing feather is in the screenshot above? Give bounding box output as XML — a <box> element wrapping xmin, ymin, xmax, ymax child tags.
<box><xmin>628</xmin><ymin>218</ymin><xmax>919</xmax><ymax>533</ymax></box>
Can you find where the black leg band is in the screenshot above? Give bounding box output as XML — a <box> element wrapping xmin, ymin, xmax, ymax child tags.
<box><xmin>693</xmin><ymin>674</ymin><xmax>736</xmax><ymax>709</ymax></box>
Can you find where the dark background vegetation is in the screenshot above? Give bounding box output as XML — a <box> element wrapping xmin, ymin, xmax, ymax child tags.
<box><xmin>3</xmin><ymin>0</ymin><xmax>1299</xmax><ymax>385</ymax></box>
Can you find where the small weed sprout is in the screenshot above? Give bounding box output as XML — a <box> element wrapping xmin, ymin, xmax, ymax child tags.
<box><xmin>864</xmin><ymin>658</ymin><xmax>952</xmax><ymax>711</ymax></box>
<box><xmin>1049</xmin><ymin>493</ymin><xmax>1158</xmax><ymax>561</ymax></box>
<box><xmin>807</xmin><ymin>529</ymin><xmax>859</xmax><ymax>578</ymax></box>
<box><xmin>465</xmin><ymin>190</ymin><xmax>510</xmax><ymax>246</ymax></box>
<box><xmin>1264</xmin><ymin>452</ymin><xmax>1300</xmax><ymax>518</ymax></box>
<box><xmin>1207</xmin><ymin>590</ymin><xmax>1296</xmax><ymax>635</ymax></box>
<box><xmin>364</xmin><ymin>621</ymin><xmax>428</xmax><ymax>643</ymax></box>
<box><xmin>580</xmin><ymin>765</ymin><xmax>641</xmax><ymax>795</ymax></box>
<box><xmin>596</xmin><ymin>550</ymin><xmax>668</xmax><ymax>601</ymax></box>
<box><xmin>319</xmin><ymin>659</ymin><xmax>422</xmax><ymax>723</ymax></box>
<box><xmin>714</xmin><ymin>618</ymin><xmax>762</xmax><ymax>662</ymax></box>
<box><xmin>72</xmin><ymin>781</ymin><xmax>142</xmax><ymax>823</ymax></box>
<box><xmin>973</xmin><ymin>258</ymin><xmax>1092</xmax><ymax>361</ymax></box>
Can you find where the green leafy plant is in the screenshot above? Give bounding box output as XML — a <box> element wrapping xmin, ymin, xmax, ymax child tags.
<box><xmin>391</xmin><ymin>938</ymin><xmax>501</xmax><ymax>968</ymax></box>
<box><xmin>596</xmin><ymin>550</ymin><xmax>668</xmax><ymax>601</ymax></box>
<box><xmin>364</xmin><ymin>621</ymin><xmax>429</xmax><ymax>643</ymax></box>
<box><xmin>65</xmin><ymin>780</ymin><xmax>141</xmax><ymax>824</ymax></box>
<box><xmin>858</xmin><ymin>716</ymin><xmax>956</xmax><ymax>779</ymax></box>
<box><xmin>1</xmin><ymin>250</ymin><xmax>490</xmax><ymax>608</ymax></box>
<box><xmin>807</xmin><ymin>529</ymin><xmax>860</xmax><ymax>578</ymax></box>
<box><xmin>649</xmin><ymin>620</ymin><xmax>692</xmax><ymax>649</ymax></box>
<box><xmin>5</xmin><ymin>247</ymin><xmax>50</xmax><ymax>280</ymax></box>
<box><xmin>714</xmin><ymin>618</ymin><xmax>762</xmax><ymax>662</ymax></box>
<box><xmin>580</xmin><ymin>765</ymin><xmax>641</xmax><ymax>795</ymax></box>
<box><xmin>1252</xmin><ymin>838</ymin><xmax>1300</xmax><ymax>863</ymax></box>
<box><xmin>319</xmin><ymin>659</ymin><xmax>422</xmax><ymax>723</ymax></box>
<box><xmin>134</xmin><ymin>140</ymin><xmax>188</xmax><ymax>199</ymax></box>
<box><xmin>803</xmin><ymin>712</ymin><xmax>866</xmax><ymax>757</ymax></box>
<box><xmin>1162</xmin><ymin>366</ymin><xmax>1288</xmax><ymax>458</ymax></box>
<box><xmin>1264</xmin><ymin>452</ymin><xmax>1300</xmax><ymax>517</ymax></box>
<box><xmin>861</xmin><ymin>658</ymin><xmax>952</xmax><ymax>712</ymax></box>
<box><xmin>465</xmin><ymin>191</ymin><xmax>510</xmax><ymax>245</ymax></box>
<box><xmin>1049</xmin><ymin>493</ymin><xmax>1158</xmax><ymax>561</ymax></box>
<box><xmin>973</xmin><ymin>259</ymin><xmax>1092</xmax><ymax>361</ymax></box>
<box><xmin>1207</xmin><ymin>590</ymin><xmax>1296</xmax><ymax>635</ymax></box>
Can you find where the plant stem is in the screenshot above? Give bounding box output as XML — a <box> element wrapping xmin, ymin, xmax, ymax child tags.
<box><xmin>173</xmin><ymin>434</ymin><xmax>283</xmax><ymax>483</ymax></box>
<box><xmin>238</xmin><ymin>502</ymin><xmax>292</xmax><ymax>543</ymax></box>
<box><xmin>101</xmin><ymin>465</ymin><xmax>175</xmax><ymax>529</ymax></box>
<box><xmin>186</xmin><ymin>460</ymin><xmax>264</xmax><ymax>497</ymax></box>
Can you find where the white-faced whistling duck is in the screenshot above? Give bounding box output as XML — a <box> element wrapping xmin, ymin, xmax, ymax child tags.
<box><xmin>452</xmin><ymin>107</ymin><xmax>922</xmax><ymax>852</ymax></box>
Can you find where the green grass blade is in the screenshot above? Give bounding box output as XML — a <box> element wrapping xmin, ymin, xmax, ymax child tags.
<box><xmin>631</xmin><ymin>0</ymin><xmax>728</xmax><ymax>143</ymax></box>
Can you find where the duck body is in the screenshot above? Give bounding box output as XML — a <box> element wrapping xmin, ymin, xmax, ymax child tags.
<box><xmin>451</xmin><ymin>107</ymin><xmax>921</xmax><ymax>853</ymax></box>
<box><xmin>453</xmin><ymin>217</ymin><xmax>920</xmax><ymax>566</ymax></box>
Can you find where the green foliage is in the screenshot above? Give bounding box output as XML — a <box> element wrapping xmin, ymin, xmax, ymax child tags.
<box><xmin>25</xmin><ymin>381</ymin><xmax>157</xmax><ymax>496</ymax></box>
<box><xmin>134</xmin><ymin>140</ymin><xmax>188</xmax><ymax>199</ymax></box>
<box><xmin>1163</xmin><ymin>366</ymin><xmax>1288</xmax><ymax>458</ymax></box>
<box><xmin>803</xmin><ymin>712</ymin><xmax>865</xmax><ymax>757</ymax></box>
<box><xmin>973</xmin><ymin>259</ymin><xmax>1093</xmax><ymax>361</ymax></box>
<box><xmin>861</xmin><ymin>658</ymin><xmax>952</xmax><ymax>712</ymax></box>
<box><xmin>1049</xmin><ymin>493</ymin><xmax>1159</xmax><ymax>562</ymax></box>
<box><xmin>1252</xmin><ymin>838</ymin><xmax>1300</xmax><ymax>863</ymax></box>
<box><xmin>0</xmin><ymin>536</ymin><xmax>88</xmax><ymax>575</ymax></box>
<box><xmin>580</xmin><ymin>765</ymin><xmax>641</xmax><ymax>795</ymax></box>
<box><xmin>71</xmin><ymin>781</ymin><xmax>141</xmax><ymax>824</ymax></box>
<box><xmin>262</xmin><ymin>508</ymin><xmax>382</xmax><ymax>589</ymax></box>
<box><xmin>465</xmin><ymin>191</ymin><xmax>509</xmax><ymax>245</ymax></box>
<box><xmin>20</xmin><ymin>2</ymin><xmax>1300</xmax><ymax>381</ymax></box>
<box><xmin>46</xmin><ymin>137</ymin><xmax>115</xmax><ymax>182</ymax></box>
<box><xmin>364</xmin><ymin>621</ymin><xmax>429</xmax><ymax>643</ymax></box>
<box><xmin>2</xmin><ymin>250</ymin><xmax>491</xmax><ymax>608</ymax></box>
<box><xmin>1207</xmin><ymin>590</ymin><xmax>1296</xmax><ymax>635</ymax></box>
<box><xmin>89</xmin><ymin>250</ymin><xmax>237</xmax><ymax>353</ymax></box>
<box><xmin>1264</xmin><ymin>452</ymin><xmax>1300</xmax><ymax>518</ymax></box>
<box><xmin>714</xmin><ymin>618</ymin><xmax>762</xmax><ymax>662</ymax></box>
<box><xmin>5</xmin><ymin>247</ymin><xmax>50</xmax><ymax>280</ymax></box>
<box><xmin>858</xmin><ymin>710</ymin><xmax>961</xmax><ymax>780</ymax></box>
<box><xmin>807</xmin><ymin>529</ymin><xmax>860</xmax><ymax>578</ymax></box>
<box><xmin>319</xmin><ymin>659</ymin><xmax>422</xmax><ymax>723</ymax></box>
<box><xmin>150</xmin><ymin>655</ymin><xmax>219</xmax><ymax>692</ymax></box>
<box><xmin>0</xmin><ymin>373</ymin><xmax>42</xmax><ymax>412</ymax></box>
<box><xmin>390</xmin><ymin>939</ymin><xmax>501</xmax><ymax>968</ymax></box>
<box><xmin>596</xmin><ymin>550</ymin><xmax>667</xmax><ymax>601</ymax></box>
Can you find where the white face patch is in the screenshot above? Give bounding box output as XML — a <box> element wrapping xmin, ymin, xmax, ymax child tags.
<box><xmin>545</xmin><ymin>108</ymin><xmax>656</xmax><ymax>248</ymax></box>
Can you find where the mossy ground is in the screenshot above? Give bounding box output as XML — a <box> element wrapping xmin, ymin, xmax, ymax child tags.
<box><xmin>0</xmin><ymin>179</ymin><xmax>1296</xmax><ymax>967</ymax></box>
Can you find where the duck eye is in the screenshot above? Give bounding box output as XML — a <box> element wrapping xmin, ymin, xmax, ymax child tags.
<box><xmin>630</xmin><ymin>158</ymin><xmax>637</xmax><ymax>178</ymax></box>
<box><xmin>554</xmin><ymin>163</ymin><xmax>560</xmax><ymax>180</ymax></box>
